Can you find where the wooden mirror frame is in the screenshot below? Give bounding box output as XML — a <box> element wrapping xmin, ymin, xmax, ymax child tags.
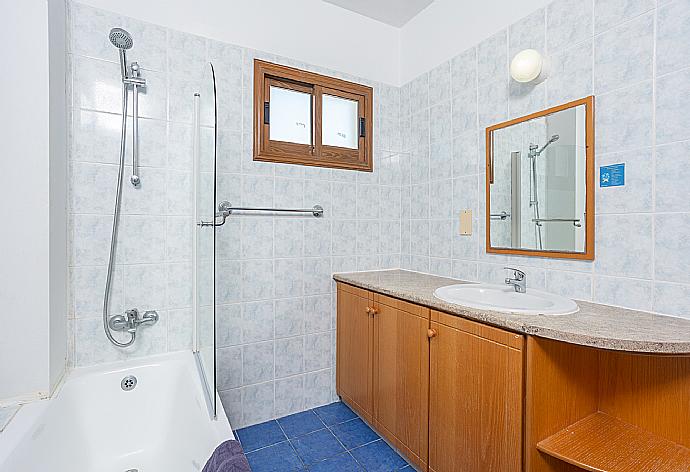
<box><xmin>485</xmin><ymin>96</ymin><xmax>595</xmax><ymax>260</ymax></box>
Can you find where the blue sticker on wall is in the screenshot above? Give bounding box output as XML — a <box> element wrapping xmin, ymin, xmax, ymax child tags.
<box><xmin>600</xmin><ymin>163</ymin><xmax>625</xmax><ymax>187</ymax></box>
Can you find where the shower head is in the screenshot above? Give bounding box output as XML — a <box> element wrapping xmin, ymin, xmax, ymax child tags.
<box><xmin>109</xmin><ymin>28</ymin><xmax>133</xmax><ymax>80</ymax></box>
<box><xmin>109</xmin><ymin>28</ymin><xmax>133</xmax><ymax>49</ymax></box>
<box><xmin>536</xmin><ymin>134</ymin><xmax>560</xmax><ymax>156</ymax></box>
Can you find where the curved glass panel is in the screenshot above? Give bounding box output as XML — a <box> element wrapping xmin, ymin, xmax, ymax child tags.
<box><xmin>195</xmin><ymin>62</ymin><xmax>217</xmax><ymax>418</ymax></box>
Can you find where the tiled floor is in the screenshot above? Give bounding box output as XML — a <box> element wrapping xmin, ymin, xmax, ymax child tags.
<box><xmin>236</xmin><ymin>402</ymin><xmax>412</xmax><ymax>471</ymax></box>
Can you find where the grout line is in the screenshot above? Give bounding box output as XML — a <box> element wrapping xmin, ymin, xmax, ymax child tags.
<box><xmin>650</xmin><ymin>3</ymin><xmax>659</xmax><ymax>312</ymax></box>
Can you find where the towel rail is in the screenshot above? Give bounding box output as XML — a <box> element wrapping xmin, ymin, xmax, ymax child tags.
<box><xmin>199</xmin><ymin>201</ymin><xmax>324</xmax><ymax>226</ymax></box>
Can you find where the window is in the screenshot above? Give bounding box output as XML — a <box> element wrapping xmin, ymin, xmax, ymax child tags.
<box><xmin>253</xmin><ymin>60</ymin><xmax>373</xmax><ymax>171</ymax></box>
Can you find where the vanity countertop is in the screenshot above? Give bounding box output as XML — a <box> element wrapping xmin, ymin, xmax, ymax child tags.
<box><xmin>333</xmin><ymin>269</ymin><xmax>690</xmax><ymax>354</ymax></box>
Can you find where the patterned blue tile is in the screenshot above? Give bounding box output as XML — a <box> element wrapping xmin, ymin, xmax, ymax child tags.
<box><xmin>350</xmin><ymin>440</ymin><xmax>408</xmax><ymax>472</ymax></box>
<box><xmin>308</xmin><ymin>452</ymin><xmax>363</xmax><ymax>471</ymax></box>
<box><xmin>313</xmin><ymin>402</ymin><xmax>357</xmax><ymax>425</ymax></box>
<box><xmin>246</xmin><ymin>441</ymin><xmax>304</xmax><ymax>472</ymax></box>
<box><xmin>278</xmin><ymin>410</ymin><xmax>326</xmax><ymax>439</ymax></box>
<box><xmin>236</xmin><ymin>420</ymin><xmax>287</xmax><ymax>452</ymax></box>
<box><xmin>291</xmin><ymin>429</ymin><xmax>346</xmax><ymax>465</ymax></box>
<box><xmin>331</xmin><ymin>418</ymin><xmax>380</xmax><ymax>449</ymax></box>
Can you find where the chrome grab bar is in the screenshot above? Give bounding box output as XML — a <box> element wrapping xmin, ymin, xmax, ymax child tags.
<box><xmin>532</xmin><ymin>218</ymin><xmax>582</xmax><ymax>227</ymax></box>
<box><xmin>198</xmin><ymin>201</ymin><xmax>324</xmax><ymax>227</ymax></box>
<box><xmin>490</xmin><ymin>211</ymin><xmax>510</xmax><ymax>220</ymax></box>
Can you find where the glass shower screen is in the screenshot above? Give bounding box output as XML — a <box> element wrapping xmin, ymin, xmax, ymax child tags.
<box><xmin>194</xmin><ymin>62</ymin><xmax>217</xmax><ymax>418</ymax></box>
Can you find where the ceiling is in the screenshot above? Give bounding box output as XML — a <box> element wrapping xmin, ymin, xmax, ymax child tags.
<box><xmin>322</xmin><ymin>0</ymin><xmax>434</xmax><ymax>27</ymax></box>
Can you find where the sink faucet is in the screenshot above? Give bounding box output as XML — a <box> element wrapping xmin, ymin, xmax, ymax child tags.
<box><xmin>504</xmin><ymin>267</ymin><xmax>526</xmax><ymax>293</ymax></box>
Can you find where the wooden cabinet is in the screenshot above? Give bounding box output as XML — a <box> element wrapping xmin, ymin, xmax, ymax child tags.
<box><xmin>372</xmin><ymin>294</ymin><xmax>430</xmax><ymax>470</ymax></box>
<box><xmin>336</xmin><ymin>283</ymin><xmax>374</xmax><ymax>422</ymax></box>
<box><xmin>428</xmin><ymin>311</ymin><xmax>524</xmax><ymax>472</ymax></box>
<box><xmin>336</xmin><ymin>283</ymin><xmax>524</xmax><ymax>472</ymax></box>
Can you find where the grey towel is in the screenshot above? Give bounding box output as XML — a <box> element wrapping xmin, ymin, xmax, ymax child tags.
<box><xmin>202</xmin><ymin>439</ymin><xmax>252</xmax><ymax>472</ymax></box>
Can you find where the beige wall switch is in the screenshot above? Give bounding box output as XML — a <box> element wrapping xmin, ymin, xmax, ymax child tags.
<box><xmin>459</xmin><ymin>210</ymin><xmax>472</xmax><ymax>235</ymax></box>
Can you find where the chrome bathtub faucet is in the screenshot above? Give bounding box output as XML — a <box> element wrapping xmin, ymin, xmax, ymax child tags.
<box><xmin>504</xmin><ymin>267</ymin><xmax>526</xmax><ymax>293</ymax></box>
<box><xmin>109</xmin><ymin>308</ymin><xmax>159</xmax><ymax>334</ymax></box>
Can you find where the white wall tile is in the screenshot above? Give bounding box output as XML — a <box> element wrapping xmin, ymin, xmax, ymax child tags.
<box><xmin>242</xmin><ymin>341</ymin><xmax>274</xmax><ymax>384</ymax></box>
<box><xmin>594</xmin><ymin>214</ymin><xmax>653</xmax><ymax>278</ymax></box>
<box><xmin>653</xmin><ymin>282</ymin><xmax>690</xmax><ymax>319</ymax></box>
<box><xmin>594</xmin><ymin>0</ymin><xmax>655</xmax><ymax>33</ymax></box>
<box><xmin>477</xmin><ymin>30</ymin><xmax>507</xmax><ymax>84</ymax></box>
<box><xmin>547</xmin><ymin>0</ymin><xmax>593</xmax><ymax>53</ymax></box>
<box><xmin>596</xmin><ymin>81</ymin><xmax>653</xmax><ymax>154</ymax></box>
<box><xmin>274</xmin><ymin>258</ymin><xmax>304</xmax><ymax>298</ymax></box>
<box><xmin>429</xmin><ymin>61</ymin><xmax>451</xmax><ymax>106</ymax></box>
<box><xmin>275</xmin><ymin>298</ymin><xmax>305</xmax><ymax>338</ymax></box>
<box><xmin>656</xmin><ymin>68</ymin><xmax>690</xmax><ymax>145</ymax></box>
<box><xmin>655</xmin><ymin>142</ymin><xmax>690</xmax><ymax>212</ymax></box>
<box><xmin>654</xmin><ymin>213</ymin><xmax>690</xmax><ymax>284</ymax></box>
<box><xmin>509</xmin><ymin>9</ymin><xmax>546</xmax><ymax>58</ymax></box>
<box><xmin>656</xmin><ymin>0</ymin><xmax>690</xmax><ymax>76</ymax></box>
<box><xmin>546</xmin><ymin>41</ymin><xmax>593</xmax><ymax>106</ymax></box>
<box><xmin>593</xmin><ymin>276</ymin><xmax>653</xmax><ymax>311</ymax></box>
<box><xmin>593</xmin><ymin>13</ymin><xmax>654</xmax><ymax>94</ymax></box>
<box><xmin>274</xmin><ymin>376</ymin><xmax>305</xmax><ymax>418</ymax></box>
<box><xmin>275</xmin><ymin>337</ymin><xmax>304</xmax><ymax>378</ymax></box>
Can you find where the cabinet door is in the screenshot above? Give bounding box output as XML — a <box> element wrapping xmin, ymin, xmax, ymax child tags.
<box><xmin>429</xmin><ymin>317</ymin><xmax>523</xmax><ymax>472</ymax></box>
<box><xmin>336</xmin><ymin>286</ymin><xmax>373</xmax><ymax>420</ymax></box>
<box><xmin>373</xmin><ymin>301</ymin><xmax>429</xmax><ymax>469</ymax></box>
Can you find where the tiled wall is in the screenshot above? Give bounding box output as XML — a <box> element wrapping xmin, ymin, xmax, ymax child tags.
<box><xmin>67</xmin><ymin>2</ymin><xmax>402</xmax><ymax>428</ymax></box>
<box><xmin>399</xmin><ymin>0</ymin><xmax>690</xmax><ymax>319</ymax></box>
<box><xmin>67</xmin><ymin>0</ymin><xmax>690</xmax><ymax>431</ymax></box>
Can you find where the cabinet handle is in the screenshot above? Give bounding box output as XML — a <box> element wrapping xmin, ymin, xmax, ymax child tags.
<box><xmin>427</xmin><ymin>328</ymin><xmax>437</xmax><ymax>339</ymax></box>
<box><xmin>365</xmin><ymin>307</ymin><xmax>372</xmax><ymax>315</ymax></box>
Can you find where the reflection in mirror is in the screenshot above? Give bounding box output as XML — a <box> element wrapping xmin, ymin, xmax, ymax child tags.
<box><xmin>486</xmin><ymin>97</ymin><xmax>594</xmax><ymax>259</ymax></box>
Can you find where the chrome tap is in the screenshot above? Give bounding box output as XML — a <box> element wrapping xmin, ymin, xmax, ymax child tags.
<box><xmin>504</xmin><ymin>267</ymin><xmax>526</xmax><ymax>293</ymax></box>
<box><xmin>109</xmin><ymin>308</ymin><xmax>159</xmax><ymax>334</ymax></box>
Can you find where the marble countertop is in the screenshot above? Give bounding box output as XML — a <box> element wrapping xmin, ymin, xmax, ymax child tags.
<box><xmin>333</xmin><ymin>269</ymin><xmax>690</xmax><ymax>354</ymax></box>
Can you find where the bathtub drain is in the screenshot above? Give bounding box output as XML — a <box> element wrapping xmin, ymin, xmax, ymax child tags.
<box><xmin>121</xmin><ymin>375</ymin><xmax>137</xmax><ymax>391</ymax></box>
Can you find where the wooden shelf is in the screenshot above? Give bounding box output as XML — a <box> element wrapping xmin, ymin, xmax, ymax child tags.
<box><xmin>537</xmin><ymin>412</ymin><xmax>690</xmax><ymax>472</ymax></box>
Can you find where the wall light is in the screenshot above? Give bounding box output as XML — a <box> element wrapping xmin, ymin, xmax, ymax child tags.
<box><xmin>510</xmin><ymin>49</ymin><xmax>544</xmax><ymax>83</ymax></box>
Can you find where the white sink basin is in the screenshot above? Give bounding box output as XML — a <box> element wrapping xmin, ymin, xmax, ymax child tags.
<box><xmin>433</xmin><ymin>283</ymin><xmax>579</xmax><ymax>315</ymax></box>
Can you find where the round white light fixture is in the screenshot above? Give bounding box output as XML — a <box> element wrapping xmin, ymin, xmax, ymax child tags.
<box><xmin>510</xmin><ymin>49</ymin><xmax>544</xmax><ymax>83</ymax></box>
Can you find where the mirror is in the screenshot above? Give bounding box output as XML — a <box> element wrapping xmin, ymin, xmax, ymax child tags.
<box><xmin>485</xmin><ymin>97</ymin><xmax>594</xmax><ymax>260</ymax></box>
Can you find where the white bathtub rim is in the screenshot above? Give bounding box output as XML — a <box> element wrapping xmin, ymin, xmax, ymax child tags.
<box><xmin>0</xmin><ymin>350</ymin><xmax>233</xmax><ymax>468</ymax></box>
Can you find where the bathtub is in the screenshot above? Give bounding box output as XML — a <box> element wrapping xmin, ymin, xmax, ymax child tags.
<box><xmin>0</xmin><ymin>351</ymin><xmax>233</xmax><ymax>472</ymax></box>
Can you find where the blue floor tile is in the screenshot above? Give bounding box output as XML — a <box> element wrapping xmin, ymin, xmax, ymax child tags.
<box><xmin>237</xmin><ymin>420</ymin><xmax>287</xmax><ymax>452</ymax></box>
<box><xmin>313</xmin><ymin>402</ymin><xmax>357</xmax><ymax>425</ymax></box>
<box><xmin>291</xmin><ymin>428</ymin><xmax>346</xmax><ymax>464</ymax></box>
<box><xmin>278</xmin><ymin>410</ymin><xmax>326</xmax><ymax>438</ymax></box>
<box><xmin>350</xmin><ymin>439</ymin><xmax>408</xmax><ymax>472</ymax></box>
<box><xmin>246</xmin><ymin>441</ymin><xmax>304</xmax><ymax>472</ymax></box>
<box><xmin>331</xmin><ymin>418</ymin><xmax>380</xmax><ymax>449</ymax></box>
<box><xmin>308</xmin><ymin>452</ymin><xmax>364</xmax><ymax>471</ymax></box>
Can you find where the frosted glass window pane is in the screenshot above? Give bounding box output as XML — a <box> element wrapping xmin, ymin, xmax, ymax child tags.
<box><xmin>322</xmin><ymin>94</ymin><xmax>358</xmax><ymax>149</ymax></box>
<box><xmin>269</xmin><ymin>86</ymin><xmax>312</xmax><ymax>145</ymax></box>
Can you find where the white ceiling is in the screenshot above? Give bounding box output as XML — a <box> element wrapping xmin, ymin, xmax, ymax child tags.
<box><xmin>322</xmin><ymin>0</ymin><xmax>434</xmax><ymax>27</ymax></box>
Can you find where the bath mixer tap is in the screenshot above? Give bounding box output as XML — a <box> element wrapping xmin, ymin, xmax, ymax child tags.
<box><xmin>504</xmin><ymin>267</ymin><xmax>526</xmax><ymax>293</ymax></box>
<box><xmin>109</xmin><ymin>308</ymin><xmax>159</xmax><ymax>334</ymax></box>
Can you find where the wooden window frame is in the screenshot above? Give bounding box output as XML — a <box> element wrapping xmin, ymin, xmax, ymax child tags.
<box><xmin>253</xmin><ymin>60</ymin><xmax>373</xmax><ymax>172</ymax></box>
